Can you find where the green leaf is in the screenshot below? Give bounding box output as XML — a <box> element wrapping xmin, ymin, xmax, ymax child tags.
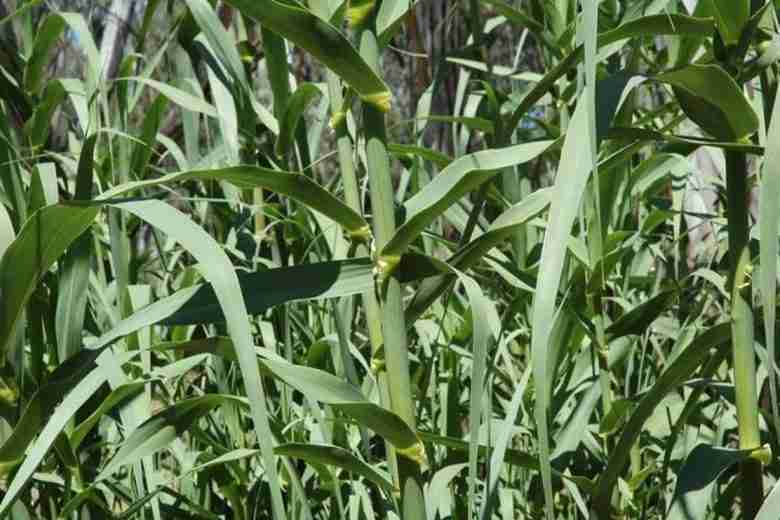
<box><xmin>529</xmin><ymin>95</ymin><xmax>593</xmax><ymax>515</ymax></box>
<box><xmin>598</xmin><ymin>398</ymin><xmax>634</xmax><ymax>436</ymax></box>
<box><xmin>655</xmin><ymin>64</ymin><xmax>758</xmax><ymax>141</ymax></box>
<box><xmin>605</xmin><ymin>290</ymin><xmax>677</xmax><ymax>340</ymax></box>
<box><xmin>0</xmin><ymin>204</ymin><xmax>100</xmax><ymax>358</ymax></box>
<box><xmin>58</xmin><ymin>13</ymin><xmax>100</xmax><ymax>92</ymax></box>
<box><xmin>460</xmin><ymin>272</ymin><xmax>499</xmax><ymax>511</ymax></box>
<box><xmin>97</xmin><ymin>395</ymin><xmax>245</xmax><ymax>481</ymax></box>
<box><xmin>27</xmin><ymin>163</ymin><xmax>58</xmax><ymax>211</ymax></box>
<box><xmin>262</xmin><ymin>356</ymin><xmax>423</xmax><ymax>463</ymax></box>
<box><xmin>416</xmin><ymin>115</ymin><xmax>495</xmax><ymax>134</ymax></box>
<box><xmin>596</xmin><ymin>72</ymin><xmax>637</xmax><ymax>144</ymax></box>
<box><xmin>418</xmin><ymin>431</ymin><xmax>539</xmax><ymax>470</ymax></box>
<box><xmin>274</xmin><ymin>443</ymin><xmax>395</xmax><ymax>492</ymax></box>
<box><xmin>0</xmin><ymin>346</ymin><xmax>105</xmax><ymax>473</ymax></box>
<box><xmin>402</xmin><ymin>188</ymin><xmax>551</xmax><ymax>328</ymax></box>
<box><xmin>376</xmin><ymin>0</ymin><xmax>419</xmax><ymax>40</ymax></box>
<box><xmin>120</xmin><ymin>77</ymin><xmax>218</xmax><ymax>117</ymax></box>
<box><xmin>70</xmin><ymin>382</ymin><xmax>146</xmax><ymax>450</ymax></box>
<box><xmin>593</xmin><ymin>323</ymin><xmax>732</xmax><ymax>515</ymax></box>
<box><xmin>225</xmin><ymin>0</ymin><xmax>391</xmax><ymax>111</ymax></box>
<box><xmin>0</xmin><ymin>204</ymin><xmax>13</xmax><ymax>261</ymax></box>
<box><xmin>0</xmin><ymin>285</ymin><xmax>200</xmax><ymax>516</ymax></box>
<box><xmin>388</xmin><ymin>143</ymin><xmax>452</xmax><ymax>169</ymax></box>
<box><xmin>450</xmin><ymin>187</ymin><xmax>553</xmax><ymax>268</ymax></box>
<box><xmin>24</xmin><ymin>80</ymin><xmax>67</xmax><ymax>149</ymax></box>
<box><xmin>673</xmin><ymin>443</ymin><xmax>757</xmax><ymax>499</ymax></box>
<box><xmin>23</xmin><ymin>13</ymin><xmax>67</xmax><ymax>94</ymax></box>
<box><xmin>184</xmin><ymin>0</ymin><xmax>249</xmax><ymax>90</ymax></box>
<box><xmin>162</xmin><ymin>258</ymin><xmax>374</xmax><ymax>325</ymax></box>
<box><xmin>381</xmin><ymin>140</ymin><xmax>553</xmax><ymax>259</ymax></box>
<box><xmin>56</xmin><ymin>134</ymin><xmax>98</xmax><ymax>361</ymax></box>
<box><xmin>276</xmin><ymin>83</ymin><xmax>322</xmax><ymax>159</ymax></box>
<box><xmin>111</xmin><ymin>199</ymin><xmax>286</xmax><ymax>519</ymax></box>
<box><xmin>598</xmin><ymin>13</ymin><xmax>715</xmax><ymax>47</ymax></box>
<box><xmin>607</xmin><ymin>126</ymin><xmax>763</xmax><ymax>155</ymax></box>
<box><xmin>480</xmin><ymin>0</ymin><xmax>556</xmax><ymax>53</ymax></box>
<box><xmin>709</xmin><ymin>0</ymin><xmax>750</xmax><ymax>45</ymax></box>
<box><xmin>0</xmin><ymin>357</ymin><xmax>111</xmax><ymax>515</ymax></box>
<box><xmin>552</xmin><ymin>380</ymin><xmax>602</xmax><ymax>458</ymax></box>
<box><xmin>759</xmin><ymin>75</ymin><xmax>780</xmax><ymax>444</ymax></box>
<box><xmin>130</xmin><ymin>94</ymin><xmax>167</xmax><ymax>178</ymax></box>
<box><xmin>757</xmin><ymin>478</ymin><xmax>780</xmax><ymax>520</ymax></box>
<box><xmin>101</xmin><ymin>166</ymin><xmax>369</xmax><ymax>237</ymax></box>
<box><xmin>158</xmin><ymin>336</ymin><xmax>423</xmax><ymax>463</ymax></box>
<box><xmin>506</xmin><ymin>13</ymin><xmax>716</xmax><ymax>133</ymax></box>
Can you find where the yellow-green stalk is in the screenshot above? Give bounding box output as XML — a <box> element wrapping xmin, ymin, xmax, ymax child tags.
<box><xmin>359</xmin><ymin>17</ymin><xmax>427</xmax><ymax>518</ymax></box>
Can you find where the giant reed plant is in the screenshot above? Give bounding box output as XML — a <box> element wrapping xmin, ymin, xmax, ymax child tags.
<box><xmin>1</xmin><ymin>1</ymin><xmax>780</xmax><ymax>519</ymax></box>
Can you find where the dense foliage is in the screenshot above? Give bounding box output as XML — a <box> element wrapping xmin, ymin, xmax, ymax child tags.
<box><xmin>1</xmin><ymin>0</ymin><xmax>780</xmax><ymax>519</ymax></box>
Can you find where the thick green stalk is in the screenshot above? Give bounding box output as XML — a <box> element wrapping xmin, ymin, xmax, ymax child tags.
<box><xmin>326</xmin><ymin>76</ymin><xmax>385</xmax><ymax>359</ymax></box>
<box><xmin>725</xmin><ymin>150</ymin><xmax>763</xmax><ymax>518</ymax></box>
<box><xmin>360</xmin><ymin>27</ymin><xmax>427</xmax><ymax>518</ymax></box>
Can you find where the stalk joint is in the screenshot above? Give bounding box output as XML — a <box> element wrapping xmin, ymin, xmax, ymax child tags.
<box><xmin>348</xmin><ymin>225</ymin><xmax>372</xmax><ymax>245</ymax></box>
<box><xmin>397</xmin><ymin>440</ymin><xmax>429</xmax><ymax>469</ymax></box>
<box><xmin>749</xmin><ymin>444</ymin><xmax>772</xmax><ymax>465</ymax></box>
<box><xmin>374</xmin><ymin>253</ymin><xmax>401</xmax><ymax>287</ymax></box>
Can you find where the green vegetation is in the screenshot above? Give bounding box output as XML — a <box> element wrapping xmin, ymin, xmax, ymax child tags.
<box><xmin>1</xmin><ymin>0</ymin><xmax>780</xmax><ymax>518</ymax></box>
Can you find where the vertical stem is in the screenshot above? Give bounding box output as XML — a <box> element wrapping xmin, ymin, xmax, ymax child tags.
<box><xmin>259</xmin><ymin>26</ymin><xmax>294</xmax><ymax>425</ymax></box>
<box><xmin>360</xmin><ymin>26</ymin><xmax>427</xmax><ymax>518</ymax></box>
<box><xmin>725</xmin><ymin>150</ymin><xmax>763</xmax><ymax>519</ymax></box>
<box><xmin>314</xmin><ymin>0</ymin><xmax>398</xmax><ymax>478</ymax></box>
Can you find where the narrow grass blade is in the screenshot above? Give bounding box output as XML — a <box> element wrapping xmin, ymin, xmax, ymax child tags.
<box><xmin>70</xmin><ymin>382</ymin><xmax>146</xmax><ymax>450</ymax></box>
<box><xmin>0</xmin><ymin>205</ymin><xmax>100</xmax><ymax>357</ymax></box>
<box><xmin>184</xmin><ymin>0</ymin><xmax>248</xmax><ymax>90</ymax></box>
<box><xmin>673</xmin><ymin>444</ymin><xmax>763</xmax><ymax>501</ymax></box>
<box><xmin>757</xmin><ymin>478</ymin><xmax>780</xmax><ymax>520</ymax></box>
<box><xmin>24</xmin><ymin>80</ymin><xmax>67</xmax><ymax>148</ymax></box>
<box><xmin>0</xmin><ymin>362</ymin><xmax>108</xmax><ymax>514</ymax></box>
<box><xmin>0</xmin><ymin>203</ymin><xmax>14</xmax><ymax>259</ymax></box>
<box><xmin>0</xmin><ymin>346</ymin><xmax>105</xmax><ymax>472</ymax></box>
<box><xmin>0</xmin><ymin>283</ymin><xmax>200</xmax><ymax>515</ymax></box>
<box><xmin>276</xmin><ymin>83</ymin><xmax>322</xmax><ymax>159</ymax></box>
<box><xmin>759</xmin><ymin>83</ymin><xmax>780</xmax><ymax>443</ymax></box>
<box><xmin>506</xmin><ymin>13</ymin><xmax>716</xmax><ymax>133</ymax></box>
<box><xmin>120</xmin><ymin>77</ymin><xmax>218</xmax><ymax>117</ymax></box>
<box><xmin>159</xmin><ymin>336</ymin><xmax>424</xmax><ymax>461</ymax></box>
<box><xmin>112</xmin><ymin>199</ymin><xmax>286</xmax><ymax>520</ymax></box>
<box><xmin>598</xmin><ymin>13</ymin><xmax>715</xmax><ymax>46</ymax></box>
<box><xmin>101</xmin><ymin>166</ymin><xmax>369</xmax><ymax>237</ymax></box>
<box><xmin>56</xmin><ymin>134</ymin><xmax>98</xmax><ymax>361</ymax></box>
<box><xmin>530</xmin><ymin>95</ymin><xmax>592</xmax><ymax>519</ymax></box>
<box><xmin>225</xmin><ymin>0</ymin><xmax>391</xmax><ymax>110</ymax></box>
<box><xmin>382</xmin><ymin>140</ymin><xmax>552</xmax><ymax>259</ymax></box>
<box><xmin>593</xmin><ymin>323</ymin><xmax>731</xmax><ymax>515</ymax></box>
<box><xmin>604</xmin><ymin>290</ymin><xmax>677</xmax><ymax>340</ymax></box>
<box><xmin>97</xmin><ymin>395</ymin><xmax>246</xmax><ymax>481</ymax></box>
<box><xmin>607</xmin><ymin>126</ymin><xmax>764</xmax><ymax>154</ymax></box>
<box><xmin>656</xmin><ymin>64</ymin><xmax>758</xmax><ymax>141</ymax></box>
<box><xmin>23</xmin><ymin>13</ymin><xmax>67</xmax><ymax>94</ymax></box>
<box><xmin>460</xmin><ymin>273</ymin><xmax>499</xmax><ymax>515</ymax></box>
<box><xmin>388</xmin><ymin>144</ymin><xmax>452</xmax><ymax>169</ymax></box>
<box><xmin>161</xmin><ymin>258</ymin><xmax>374</xmax><ymax>325</ymax></box>
<box><xmin>275</xmin><ymin>443</ymin><xmax>395</xmax><ymax>493</ymax></box>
